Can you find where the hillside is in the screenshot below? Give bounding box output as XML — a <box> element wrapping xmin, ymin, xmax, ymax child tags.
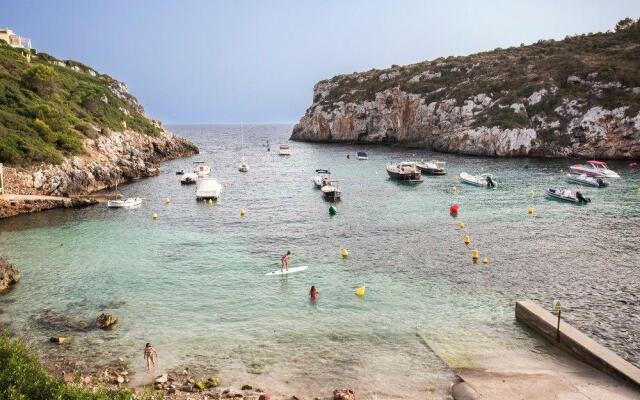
<box><xmin>291</xmin><ymin>18</ymin><xmax>640</xmax><ymax>158</ymax></box>
<box><xmin>0</xmin><ymin>41</ymin><xmax>197</xmax><ymax>209</ymax></box>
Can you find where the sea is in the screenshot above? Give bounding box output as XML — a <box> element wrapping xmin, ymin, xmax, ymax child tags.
<box><xmin>1</xmin><ymin>124</ymin><xmax>639</xmax><ymax>398</ymax></box>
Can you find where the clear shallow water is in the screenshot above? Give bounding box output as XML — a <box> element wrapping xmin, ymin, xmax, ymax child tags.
<box><xmin>1</xmin><ymin>124</ymin><xmax>639</xmax><ymax>398</ymax></box>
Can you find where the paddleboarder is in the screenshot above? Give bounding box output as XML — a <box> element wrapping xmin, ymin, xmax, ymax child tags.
<box><xmin>280</xmin><ymin>250</ymin><xmax>291</xmax><ymax>272</ymax></box>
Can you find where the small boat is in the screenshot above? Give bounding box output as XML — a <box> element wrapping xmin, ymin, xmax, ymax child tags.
<box><xmin>107</xmin><ymin>197</ymin><xmax>143</xmax><ymax>208</ymax></box>
<box><xmin>386</xmin><ymin>162</ymin><xmax>423</xmax><ymax>183</ymax></box>
<box><xmin>570</xmin><ymin>160</ymin><xmax>620</xmax><ymax>178</ymax></box>
<box><xmin>279</xmin><ymin>144</ymin><xmax>291</xmax><ymax>155</ymax></box>
<box><xmin>312</xmin><ymin>169</ymin><xmax>331</xmax><ymax>188</ymax></box>
<box><xmin>566</xmin><ymin>173</ymin><xmax>607</xmax><ymax>188</ymax></box>
<box><xmin>193</xmin><ymin>161</ymin><xmax>211</xmax><ymax>177</ymax></box>
<box><xmin>238</xmin><ymin>162</ymin><xmax>249</xmax><ymax>173</ymax></box>
<box><xmin>196</xmin><ymin>177</ymin><xmax>222</xmax><ymax>200</ymax></box>
<box><xmin>238</xmin><ymin>123</ymin><xmax>249</xmax><ymax>173</ymax></box>
<box><xmin>356</xmin><ymin>151</ymin><xmax>368</xmax><ymax>160</ymax></box>
<box><xmin>545</xmin><ymin>187</ymin><xmax>590</xmax><ymax>204</ymax></box>
<box><xmin>181</xmin><ymin>172</ymin><xmax>198</xmax><ymax>185</ymax></box>
<box><xmin>176</xmin><ymin>170</ymin><xmax>185</xmax><ymax>175</ymax></box>
<box><xmin>460</xmin><ymin>172</ymin><xmax>496</xmax><ymax>188</ymax></box>
<box><xmin>416</xmin><ymin>160</ymin><xmax>447</xmax><ymax>175</ymax></box>
<box><xmin>321</xmin><ymin>180</ymin><xmax>341</xmax><ymax>202</ymax></box>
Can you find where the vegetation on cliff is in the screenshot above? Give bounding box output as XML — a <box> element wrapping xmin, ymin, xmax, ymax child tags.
<box><xmin>0</xmin><ymin>42</ymin><xmax>161</xmax><ymax>166</ymax></box>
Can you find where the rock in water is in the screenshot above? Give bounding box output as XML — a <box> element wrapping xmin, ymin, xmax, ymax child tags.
<box><xmin>0</xmin><ymin>258</ymin><xmax>20</xmax><ymax>293</ymax></box>
<box><xmin>154</xmin><ymin>374</ymin><xmax>168</xmax><ymax>384</ymax></box>
<box><xmin>96</xmin><ymin>313</ymin><xmax>118</xmax><ymax>329</ymax></box>
<box><xmin>333</xmin><ymin>389</ymin><xmax>356</xmax><ymax>400</ymax></box>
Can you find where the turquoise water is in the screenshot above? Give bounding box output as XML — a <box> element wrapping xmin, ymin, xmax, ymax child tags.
<box><xmin>1</xmin><ymin>124</ymin><xmax>639</xmax><ymax>398</ymax></box>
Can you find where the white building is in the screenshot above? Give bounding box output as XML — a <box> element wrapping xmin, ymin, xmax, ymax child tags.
<box><xmin>0</xmin><ymin>27</ymin><xmax>31</xmax><ymax>49</ymax></box>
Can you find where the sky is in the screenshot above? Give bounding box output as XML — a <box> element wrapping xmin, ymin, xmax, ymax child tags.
<box><xmin>1</xmin><ymin>0</ymin><xmax>638</xmax><ymax>124</ymax></box>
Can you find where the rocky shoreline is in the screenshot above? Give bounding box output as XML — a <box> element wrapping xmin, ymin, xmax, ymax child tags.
<box><xmin>0</xmin><ymin>128</ymin><xmax>198</xmax><ymax>219</ymax></box>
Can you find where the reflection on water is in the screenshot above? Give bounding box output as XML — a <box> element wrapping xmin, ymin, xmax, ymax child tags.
<box><xmin>1</xmin><ymin>124</ymin><xmax>639</xmax><ymax>398</ymax></box>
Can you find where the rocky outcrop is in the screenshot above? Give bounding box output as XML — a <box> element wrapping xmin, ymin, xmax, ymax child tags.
<box><xmin>0</xmin><ymin>197</ymin><xmax>97</xmax><ymax>219</ymax></box>
<box><xmin>292</xmin><ymin>21</ymin><xmax>640</xmax><ymax>158</ymax></box>
<box><xmin>96</xmin><ymin>313</ymin><xmax>118</xmax><ymax>330</ymax></box>
<box><xmin>0</xmin><ymin>258</ymin><xmax>20</xmax><ymax>292</ymax></box>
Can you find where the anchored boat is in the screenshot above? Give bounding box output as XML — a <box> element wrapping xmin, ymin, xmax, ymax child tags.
<box><xmin>356</xmin><ymin>151</ymin><xmax>368</xmax><ymax>160</ymax></box>
<box><xmin>193</xmin><ymin>161</ymin><xmax>211</xmax><ymax>177</ymax></box>
<box><xmin>279</xmin><ymin>144</ymin><xmax>291</xmax><ymax>156</ymax></box>
<box><xmin>566</xmin><ymin>173</ymin><xmax>607</xmax><ymax>187</ymax></box>
<box><xmin>196</xmin><ymin>178</ymin><xmax>222</xmax><ymax>200</ymax></box>
<box><xmin>386</xmin><ymin>162</ymin><xmax>423</xmax><ymax>183</ymax></box>
<box><xmin>569</xmin><ymin>160</ymin><xmax>620</xmax><ymax>178</ymax></box>
<box><xmin>416</xmin><ymin>160</ymin><xmax>447</xmax><ymax>175</ymax></box>
<box><xmin>460</xmin><ymin>172</ymin><xmax>496</xmax><ymax>188</ymax></box>
<box><xmin>312</xmin><ymin>169</ymin><xmax>331</xmax><ymax>188</ymax></box>
<box><xmin>545</xmin><ymin>187</ymin><xmax>590</xmax><ymax>204</ymax></box>
<box><xmin>321</xmin><ymin>180</ymin><xmax>341</xmax><ymax>202</ymax></box>
<box><xmin>107</xmin><ymin>197</ymin><xmax>142</xmax><ymax>208</ymax></box>
<box><xmin>180</xmin><ymin>172</ymin><xmax>198</xmax><ymax>185</ymax></box>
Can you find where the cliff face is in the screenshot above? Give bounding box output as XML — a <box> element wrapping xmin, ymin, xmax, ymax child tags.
<box><xmin>0</xmin><ymin>41</ymin><xmax>198</xmax><ymax>200</ymax></box>
<box><xmin>292</xmin><ymin>20</ymin><xmax>640</xmax><ymax>158</ymax></box>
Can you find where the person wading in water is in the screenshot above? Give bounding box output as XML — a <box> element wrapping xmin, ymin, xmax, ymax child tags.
<box><xmin>280</xmin><ymin>250</ymin><xmax>291</xmax><ymax>273</ymax></box>
<box><xmin>143</xmin><ymin>343</ymin><xmax>158</xmax><ymax>371</ymax></box>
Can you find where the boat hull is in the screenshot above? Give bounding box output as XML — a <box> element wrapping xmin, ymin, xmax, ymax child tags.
<box><xmin>386</xmin><ymin>169</ymin><xmax>422</xmax><ymax>182</ymax></box>
<box><xmin>545</xmin><ymin>188</ymin><xmax>579</xmax><ymax>203</ymax></box>
<box><xmin>566</xmin><ymin>173</ymin><xmax>607</xmax><ymax>187</ymax></box>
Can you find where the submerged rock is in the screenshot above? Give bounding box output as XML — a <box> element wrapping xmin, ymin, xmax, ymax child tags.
<box><xmin>96</xmin><ymin>313</ymin><xmax>118</xmax><ymax>329</ymax></box>
<box><xmin>34</xmin><ymin>309</ymin><xmax>92</xmax><ymax>332</ymax></box>
<box><xmin>0</xmin><ymin>259</ymin><xmax>20</xmax><ymax>293</ymax></box>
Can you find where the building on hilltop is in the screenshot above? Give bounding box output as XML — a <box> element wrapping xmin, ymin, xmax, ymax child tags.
<box><xmin>0</xmin><ymin>27</ymin><xmax>31</xmax><ymax>49</ymax></box>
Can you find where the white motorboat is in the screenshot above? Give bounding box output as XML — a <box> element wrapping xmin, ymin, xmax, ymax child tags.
<box><xmin>386</xmin><ymin>162</ymin><xmax>422</xmax><ymax>183</ymax></box>
<box><xmin>279</xmin><ymin>144</ymin><xmax>291</xmax><ymax>155</ymax></box>
<box><xmin>312</xmin><ymin>169</ymin><xmax>331</xmax><ymax>188</ymax></box>
<box><xmin>569</xmin><ymin>160</ymin><xmax>620</xmax><ymax>178</ymax></box>
<box><xmin>238</xmin><ymin>123</ymin><xmax>249</xmax><ymax>173</ymax></box>
<box><xmin>416</xmin><ymin>160</ymin><xmax>447</xmax><ymax>175</ymax></box>
<box><xmin>107</xmin><ymin>197</ymin><xmax>142</xmax><ymax>208</ymax></box>
<box><xmin>180</xmin><ymin>172</ymin><xmax>198</xmax><ymax>185</ymax></box>
<box><xmin>460</xmin><ymin>172</ymin><xmax>497</xmax><ymax>188</ymax></box>
<box><xmin>321</xmin><ymin>180</ymin><xmax>341</xmax><ymax>202</ymax></box>
<box><xmin>193</xmin><ymin>161</ymin><xmax>211</xmax><ymax>176</ymax></box>
<box><xmin>566</xmin><ymin>173</ymin><xmax>607</xmax><ymax>188</ymax></box>
<box><xmin>356</xmin><ymin>151</ymin><xmax>368</xmax><ymax>160</ymax></box>
<box><xmin>196</xmin><ymin>177</ymin><xmax>222</xmax><ymax>200</ymax></box>
<box><xmin>238</xmin><ymin>162</ymin><xmax>249</xmax><ymax>173</ymax></box>
<box><xmin>545</xmin><ymin>187</ymin><xmax>590</xmax><ymax>204</ymax></box>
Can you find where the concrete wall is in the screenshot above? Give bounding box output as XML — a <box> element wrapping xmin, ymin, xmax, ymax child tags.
<box><xmin>516</xmin><ymin>300</ymin><xmax>640</xmax><ymax>389</ymax></box>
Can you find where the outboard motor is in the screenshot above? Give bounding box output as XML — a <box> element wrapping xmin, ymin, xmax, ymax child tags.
<box><xmin>486</xmin><ymin>176</ymin><xmax>495</xmax><ymax>188</ymax></box>
<box><xmin>597</xmin><ymin>178</ymin><xmax>605</xmax><ymax>188</ymax></box>
<box><xmin>576</xmin><ymin>190</ymin><xmax>590</xmax><ymax>204</ymax></box>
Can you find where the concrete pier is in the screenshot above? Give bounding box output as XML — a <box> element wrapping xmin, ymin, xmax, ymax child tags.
<box><xmin>516</xmin><ymin>299</ymin><xmax>640</xmax><ymax>388</ymax></box>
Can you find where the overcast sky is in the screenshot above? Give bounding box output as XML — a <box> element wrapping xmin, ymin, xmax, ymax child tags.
<box><xmin>2</xmin><ymin>0</ymin><xmax>638</xmax><ymax>123</ymax></box>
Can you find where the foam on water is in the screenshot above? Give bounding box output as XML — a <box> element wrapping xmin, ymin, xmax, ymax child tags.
<box><xmin>1</xmin><ymin>124</ymin><xmax>639</xmax><ymax>397</ymax></box>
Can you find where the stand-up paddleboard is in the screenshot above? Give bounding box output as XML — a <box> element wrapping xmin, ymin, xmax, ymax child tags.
<box><xmin>265</xmin><ymin>266</ymin><xmax>308</xmax><ymax>276</ymax></box>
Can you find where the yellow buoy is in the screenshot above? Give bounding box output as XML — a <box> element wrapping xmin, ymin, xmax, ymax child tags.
<box><xmin>240</xmin><ymin>208</ymin><xmax>246</xmax><ymax>217</ymax></box>
<box><xmin>452</xmin><ymin>186</ymin><xmax>460</xmax><ymax>194</ymax></box>
<box><xmin>482</xmin><ymin>256</ymin><xmax>489</xmax><ymax>264</ymax></box>
<box><xmin>528</xmin><ymin>189</ymin><xmax>535</xmax><ymax>197</ymax></box>
<box><xmin>471</xmin><ymin>248</ymin><xmax>479</xmax><ymax>263</ymax></box>
<box><xmin>355</xmin><ymin>286</ymin><xmax>366</xmax><ymax>297</ymax></box>
<box><xmin>464</xmin><ymin>235</ymin><xmax>471</xmax><ymax>246</ymax></box>
<box><xmin>208</xmin><ymin>199</ymin><xmax>213</xmax><ymax>205</ymax></box>
<box><xmin>151</xmin><ymin>212</ymin><xmax>158</xmax><ymax>220</ymax></box>
<box><xmin>527</xmin><ymin>207</ymin><xmax>534</xmax><ymax>214</ymax></box>
<box><xmin>458</xmin><ymin>222</ymin><xmax>465</xmax><ymax>229</ymax></box>
<box><xmin>340</xmin><ymin>248</ymin><xmax>349</xmax><ymax>258</ymax></box>
<box><xmin>165</xmin><ymin>197</ymin><xmax>171</xmax><ymax>204</ymax></box>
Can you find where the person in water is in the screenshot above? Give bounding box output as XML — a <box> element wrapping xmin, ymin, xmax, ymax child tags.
<box><xmin>280</xmin><ymin>250</ymin><xmax>291</xmax><ymax>272</ymax></box>
<box><xmin>486</xmin><ymin>176</ymin><xmax>495</xmax><ymax>188</ymax></box>
<box><xmin>309</xmin><ymin>285</ymin><xmax>318</xmax><ymax>301</ymax></box>
<box><xmin>143</xmin><ymin>343</ymin><xmax>158</xmax><ymax>371</ymax></box>
<box><xmin>575</xmin><ymin>190</ymin><xmax>589</xmax><ymax>204</ymax></box>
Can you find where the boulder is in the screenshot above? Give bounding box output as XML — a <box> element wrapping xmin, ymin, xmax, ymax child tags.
<box><xmin>155</xmin><ymin>374</ymin><xmax>168</xmax><ymax>384</ymax></box>
<box><xmin>241</xmin><ymin>384</ymin><xmax>253</xmax><ymax>390</ymax></box>
<box><xmin>49</xmin><ymin>336</ymin><xmax>67</xmax><ymax>344</ymax></box>
<box><xmin>206</xmin><ymin>376</ymin><xmax>221</xmax><ymax>388</ymax></box>
<box><xmin>96</xmin><ymin>313</ymin><xmax>118</xmax><ymax>329</ymax></box>
<box><xmin>0</xmin><ymin>259</ymin><xmax>20</xmax><ymax>293</ymax></box>
<box><xmin>258</xmin><ymin>395</ymin><xmax>271</xmax><ymax>400</ymax></box>
<box><xmin>333</xmin><ymin>389</ymin><xmax>356</xmax><ymax>400</ymax></box>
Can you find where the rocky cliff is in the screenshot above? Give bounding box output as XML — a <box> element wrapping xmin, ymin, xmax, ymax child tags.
<box><xmin>291</xmin><ymin>19</ymin><xmax>640</xmax><ymax>158</ymax></box>
<box><xmin>0</xmin><ymin>39</ymin><xmax>198</xmax><ymax>205</ymax></box>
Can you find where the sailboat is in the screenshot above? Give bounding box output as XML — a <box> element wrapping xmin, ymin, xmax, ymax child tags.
<box><xmin>107</xmin><ymin>182</ymin><xmax>142</xmax><ymax>208</ymax></box>
<box><xmin>238</xmin><ymin>123</ymin><xmax>249</xmax><ymax>173</ymax></box>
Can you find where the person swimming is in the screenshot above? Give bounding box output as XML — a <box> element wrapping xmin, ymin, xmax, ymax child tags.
<box><xmin>143</xmin><ymin>343</ymin><xmax>158</xmax><ymax>371</ymax></box>
<box><xmin>280</xmin><ymin>250</ymin><xmax>291</xmax><ymax>272</ymax></box>
<box><xmin>309</xmin><ymin>285</ymin><xmax>318</xmax><ymax>301</ymax></box>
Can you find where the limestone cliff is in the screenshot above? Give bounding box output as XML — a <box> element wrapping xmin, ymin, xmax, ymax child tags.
<box><xmin>292</xmin><ymin>19</ymin><xmax>640</xmax><ymax>158</ymax></box>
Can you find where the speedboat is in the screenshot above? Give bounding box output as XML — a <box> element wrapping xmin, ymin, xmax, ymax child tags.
<box><xmin>460</xmin><ymin>172</ymin><xmax>496</xmax><ymax>188</ymax></box>
<box><xmin>321</xmin><ymin>180</ymin><xmax>341</xmax><ymax>202</ymax></box>
<box><xmin>545</xmin><ymin>187</ymin><xmax>590</xmax><ymax>204</ymax></box>
<box><xmin>181</xmin><ymin>172</ymin><xmax>198</xmax><ymax>185</ymax></box>
<box><xmin>279</xmin><ymin>144</ymin><xmax>291</xmax><ymax>155</ymax></box>
<box><xmin>386</xmin><ymin>162</ymin><xmax>422</xmax><ymax>183</ymax></box>
<box><xmin>566</xmin><ymin>173</ymin><xmax>607</xmax><ymax>188</ymax></box>
<box><xmin>107</xmin><ymin>197</ymin><xmax>142</xmax><ymax>208</ymax></box>
<box><xmin>312</xmin><ymin>169</ymin><xmax>331</xmax><ymax>188</ymax></box>
<box><xmin>416</xmin><ymin>160</ymin><xmax>447</xmax><ymax>175</ymax></box>
<box><xmin>570</xmin><ymin>160</ymin><xmax>620</xmax><ymax>178</ymax></box>
<box><xmin>196</xmin><ymin>178</ymin><xmax>222</xmax><ymax>200</ymax></box>
<box><xmin>356</xmin><ymin>151</ymin><xmax>368</xmax><ymax>160</ymax></box>
<box><xmin>193</xmin><ymin>161</ymin><xmax>211</xmax><ymax>177</ymax></box>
